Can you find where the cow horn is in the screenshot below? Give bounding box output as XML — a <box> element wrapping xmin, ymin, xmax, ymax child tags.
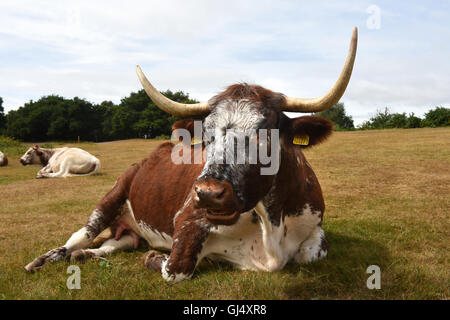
<box><xmin>136</xmin><ymin>65</ymin><xmax>211</xmax><ymax>117</ymax></box>
<box><xmin>282</xmin><ymin>27</ymin><xmax>358</xmax><ymax>113</ymax></box>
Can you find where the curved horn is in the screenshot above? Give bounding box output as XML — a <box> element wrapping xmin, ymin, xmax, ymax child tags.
<box><xmin>282</xmin><ymin>27</ymin><xmax>358</xmax><ymax>112</ymax></box>
<box><xmin>136</xmin><ymin>65</ymin><xmax>210</xmax><ymax>117</ymax></box>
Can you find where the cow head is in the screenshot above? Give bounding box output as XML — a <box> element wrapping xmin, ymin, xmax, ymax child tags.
<box><xmin>20</xmin><ymin>145</ymin><xmax>44</xmax><ymax>166</ymax></box>
<box><xmin>137</xmin><ymin>28</ymin><xmax>357</xmax><ymax>225</ymax></box>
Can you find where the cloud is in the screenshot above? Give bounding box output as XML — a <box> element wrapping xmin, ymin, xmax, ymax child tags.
<box><xmin>0</xmin><ymin>0</ymin><xmax>448</xmax><ymax>125</ymax></box>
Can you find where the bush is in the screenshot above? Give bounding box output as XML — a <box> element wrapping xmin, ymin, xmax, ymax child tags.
<box><xmin>387</xmin><ymin>113</ymin><xmax>407</xmax><ymax>128</ymax></box>
<box><xmin>0</xmin><ymin>136</ymin><xmax>27</xmax><ymax>156</ymax></box>
<box><xmin>369</xmin><ymin>108</ymin><xmax>392</xmax><ymax>129</ymax></box>
<box><xmin>422</xmin><ymin>107</ymin><xmax>450</xmax><ymax>127</ymax></box>
<box><xmin>405</xmin><ymin>113</ymin><xmax>422</xmax><ymax>128</ymax></box>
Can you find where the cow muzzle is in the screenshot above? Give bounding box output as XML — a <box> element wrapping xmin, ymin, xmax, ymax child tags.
<box><xmin>19</xmin><ymin>158</ymin><xmax>26</xmax><ymax>165</ymax></box>
<box><xmin>192</xmin><ymin>179</ymin><xmax>242</xmax><ymax>225</ymax></box>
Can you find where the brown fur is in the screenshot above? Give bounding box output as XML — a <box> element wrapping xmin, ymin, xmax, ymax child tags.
<box><xmin>35</xmin><ymin>146</ymin><xmax>55</xmax><ymax>166</ymax></box>
<box><xmin>209</xmin><ymin>83</ymin><xmax>286</xmax><ymax>111</ymax></box>
<box><xmin>129</xmin><ymin>142</ymin><xmax>205</xmax><ymax>235</ymax></box>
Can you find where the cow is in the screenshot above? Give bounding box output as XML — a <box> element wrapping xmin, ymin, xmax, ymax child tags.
<box><xmin>0</xmin><ymin>151</ymin><xmax>8</xmax><ymax>167</ymax></box>
<box><xmin>19</xmin><ymin>145</ymin><xmax>101</xmax><ymax>178</ymax></box>
<box><xmin>25</xmin><ymin>28</ymin><xmax>357</xmax><ymax>282</ymax></box>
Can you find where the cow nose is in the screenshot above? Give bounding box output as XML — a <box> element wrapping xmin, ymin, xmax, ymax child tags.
<box><xmin>19</xmin><ymin>159</ymin><xmax>25</xmax><ymax>165</ymax></box>
<box><xmin>195</xmin><ymin>185</ymin><xmax>224</xmax><ymax>202</ymax></box>
<box><xmin>193</xmin><ymin>180</ymin><xmax>227</xmax><ymax>209</ymax></box>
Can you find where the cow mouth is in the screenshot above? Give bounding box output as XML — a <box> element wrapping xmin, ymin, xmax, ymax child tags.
<box><xmin>205</xmin><ymin>209</ymin><xmax>240</xmax><ymax>226</ymax></box>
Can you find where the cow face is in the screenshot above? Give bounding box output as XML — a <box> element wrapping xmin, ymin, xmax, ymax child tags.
<box><xmin>173</xmin><ymin>85</ymin><xmax>334</xmax><ymax>226</ymax></box>
<box><xmin>20</xmin><ymin>145</ymin><xmax>43</xmax><ymax>166</ymax></box>
<box><xmin>193</xmin><ymin>85</ymin><xmax>282</xmax><ymax>224</ymax></box>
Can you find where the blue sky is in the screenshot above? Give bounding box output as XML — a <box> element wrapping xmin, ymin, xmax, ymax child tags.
<box><xmin>0</xmin><ymin>0</ymin><xmax>449</xmax><ymax>125</ymax></box>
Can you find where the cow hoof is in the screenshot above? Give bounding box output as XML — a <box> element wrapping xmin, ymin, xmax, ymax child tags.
<box><xmin>71</xmin><ymin>249</ymin><xmax>95</xmax><ymax>263</ymax></box>
<box><xmin>24</xmin><ymin>247</ymin><xmax>67</xmax><ymax>272</ymax></box>
<box><xmin>142</xmin><ymin>250</ymin><xmax>168</xmax><ymax>272</ymax></box>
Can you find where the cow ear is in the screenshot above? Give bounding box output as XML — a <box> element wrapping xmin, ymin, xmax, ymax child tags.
<box><xmin>33</xmin><ymin>144</ymin><xmax>39</xmax><ymax>149</ymax></box>
<box><xmin>282</xmin><ymin>116</ymin><xmax>333</xmax><ymax>148</ymax></box>
<box><xmin>172</xmin><ymin>119</ymin><xmax>203</xmax><ymax>146</ymax></box>
<box><xmin>172</xmin><ymin>119</ymin><xmax>195</xmax><ymax>138</ymax></box>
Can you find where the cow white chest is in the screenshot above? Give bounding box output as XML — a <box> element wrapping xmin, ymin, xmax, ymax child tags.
<box><xmin>202</xmin><ymin>202</ymin><xmax>322</xmax><ymax>271</ymax></box>
<box><xmin>124</xmin><ymin>199</ymin><xmax>321</xmax><ymax>272</ymax></box>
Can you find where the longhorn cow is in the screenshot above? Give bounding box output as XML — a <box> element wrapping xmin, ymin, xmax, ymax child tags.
<box><xmin>25</xmin><ymin>28</ymin><xmax>357</xmax><ymax>282</ymax></box>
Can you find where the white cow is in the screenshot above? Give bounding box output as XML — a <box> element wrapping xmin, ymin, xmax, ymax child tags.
<box><xmin>20</xmin><ymin>145</ymin><xmax>100</xmax><ymax>178</ymax></box>
<box><xmin>0</xmin><ymin>151</ymin><xmax>8</xmax><ymax>166</ymax></box>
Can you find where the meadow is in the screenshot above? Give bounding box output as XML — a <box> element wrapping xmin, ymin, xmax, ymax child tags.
<box><xmin>0</xmin><ymin>128</ymin><xmax>448</xmax><ymax>299</ymax></box>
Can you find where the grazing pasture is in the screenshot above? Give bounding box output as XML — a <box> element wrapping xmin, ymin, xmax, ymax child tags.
<box><xmin>0</xmin><ymin>128</ymin><xmax>448</xmax><ymax>299</ymax></box>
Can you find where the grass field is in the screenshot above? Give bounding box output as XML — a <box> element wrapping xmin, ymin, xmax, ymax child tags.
<box><xmin>0</xmin><ymin>128</ymin><xmax>448</xmax><ymax>299</ymax></box>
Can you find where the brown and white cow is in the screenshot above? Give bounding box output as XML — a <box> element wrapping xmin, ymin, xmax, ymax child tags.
<box><xmin>0</xmin><ymin>151</ymin><xmax>8</xmax><ymax>167</ymax></box>
<box><xmin>25</xmin><ymin>28</ymin><xmax>357</xmax><ymax>282</ymax></box>
<box><xmin>20</xmin><ymin>145</ymin><xmax>101</xmax><ymax>178</ymax></box>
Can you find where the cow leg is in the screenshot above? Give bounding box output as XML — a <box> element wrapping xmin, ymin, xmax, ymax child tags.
<box><xmin>24</xmin><ymin>225</ymin><xmax>95</xmax><ymax>272</ymax></box>
<box><xmin>143</xmin><ymin>209</ymin><xmax>211</xmax><ymax>282</ymax></box>
<box><xmin>36</xmin><ymin>165</ymin><xmax>53</xmax><ymax>178</ymax></box>
<box><xmin>24</xmin><ymin>208</ymin><xmax>123</xmax><ymax>272</ymax></box>
<box><xmin>37</xmin><ymin>166</ymin><xmax>69</xmax><ymax>178</ymax></box>
<box><xmin>143</xmin><ymin>250</ymin><xmax>169</xmax><ymax>272</ymax></box>
<box><xmin>24</xmin><ymin>166</ymin><xmax>139</xmax><ymax>272</ymax></box>
<box><xmin>295</xmin><ymin>226</ymin><xmax>328</xmax><ymax>264</ymax></box>
<box><xmin>71</xmin><ymin>234</ymin><xmax>136</xmax><ymax>262</ymax></box>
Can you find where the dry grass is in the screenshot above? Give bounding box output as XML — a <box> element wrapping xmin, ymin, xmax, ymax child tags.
<box><xmin>0</xmin><ymin>128</ymin><xmax>448</xmax><ymax>299</ymax></box>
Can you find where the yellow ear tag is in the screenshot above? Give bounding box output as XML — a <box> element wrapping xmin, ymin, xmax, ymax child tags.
<box><xmin>293</xmin><ymin>134</ymin><xmax>309</xmax><ymax>146</ymax></box>
<box><xmin>191</xmin><ymin>137</ymin><xmax>203</xmax><ymax>145</ymax></box>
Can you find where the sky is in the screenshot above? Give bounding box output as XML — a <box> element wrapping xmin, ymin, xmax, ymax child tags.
<box><xmin>0</xmin><ymin>0</ymin><xmax>449</xmax><ymax>125</ymax></box>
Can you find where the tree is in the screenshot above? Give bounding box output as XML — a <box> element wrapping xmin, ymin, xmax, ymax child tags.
<box><xmin>405</xmin><ymin>113</ymin><xmax>422</xmax><ymax>128</ymax></box>
<box><xmin>422</xmin><ymin>107</ymin><xmax>450</xmax><ymax>127</ymax></box>
<box><xmin>3</xmin><ymin>89</ymin><xmax>197</xmax><ymax>141</ymax></box>
<box><xmin>368</xmin><ymin>108</ymin><xmax>392</xmax><ymax>129</ymax></box>
<box><xmin>387</xmin><ymin>113</ymin><xmax>407</xmax><ymax>128</ymax></box>
<box><xmin>316</xmin><ymin>102</ymin><xmax>354</xmax><ymax>130</ymax></box>
<box><xmin>5</xmin><ymin>95</ymin><xmax>100</xmax><ymax>141</ymax></box>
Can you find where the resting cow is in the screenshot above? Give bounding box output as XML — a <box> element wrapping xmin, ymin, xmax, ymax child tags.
<box><xmin>25</xmin><ymin>28</ymin><xmax>357</xmax><ymax>282</ymax></box>
<box><xmin>20</xmin><ymin>145</ymin><xmax>101</xmax><ymax>178</ymax></box>
<box><xmin>0</xmin><ymin>151</ymin><xmax>8</xmax><ymax>167</ymax></box>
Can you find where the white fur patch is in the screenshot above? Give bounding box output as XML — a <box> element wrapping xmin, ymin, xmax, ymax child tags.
<box><xmin>202</xmin><ymin>202</ymin><xmax>326</xmax><ymax>272</ymax></box>
<box><xmin>295</xmin><ymin>227</ymin><xmax>327</xmax><ymax>264</ymax></box>
<box><xmin>84</xmin><ymin>234</ymin><xmax>135</xmax><ymax>257</ymax></box>
<box><xmin>63</xmin><ymin>227</ymin><xmax>93</xmax><ymax>254</ymax></box>
<box><xmin>123</xmin><ymin>200</ymin><xmax>173</xmax><ymax>250</ymax></box>
<box><xmin>161</xmin><ymin>259</ymin><xmax>191</xmax><ymax>282</ymax></box>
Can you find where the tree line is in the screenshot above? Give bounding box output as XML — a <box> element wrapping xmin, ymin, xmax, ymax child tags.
<box><xmin>316</xmin><ymin>102</ymin><xmax>449</xmax><ymax>130</ymax></box>
<box><xmin>0</xmin><ymin>90</ymin><xmax>197</xmax><ymax>141</ymax></box>
<box><xmin>0</xmin><ymin>94</ymin><xmax>448</xmax><ymax>142</ymax></box>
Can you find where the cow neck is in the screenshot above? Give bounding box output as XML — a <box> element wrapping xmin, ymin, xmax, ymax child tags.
<box><xmin>38</xmin><ymin>148</ymin><xmax>56</xmax><ymax>166</ymax></box>
<box><xmin>260</xmin><ymin>140</ymin><xmax>308</xmax><ymax>227</ymax></box>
